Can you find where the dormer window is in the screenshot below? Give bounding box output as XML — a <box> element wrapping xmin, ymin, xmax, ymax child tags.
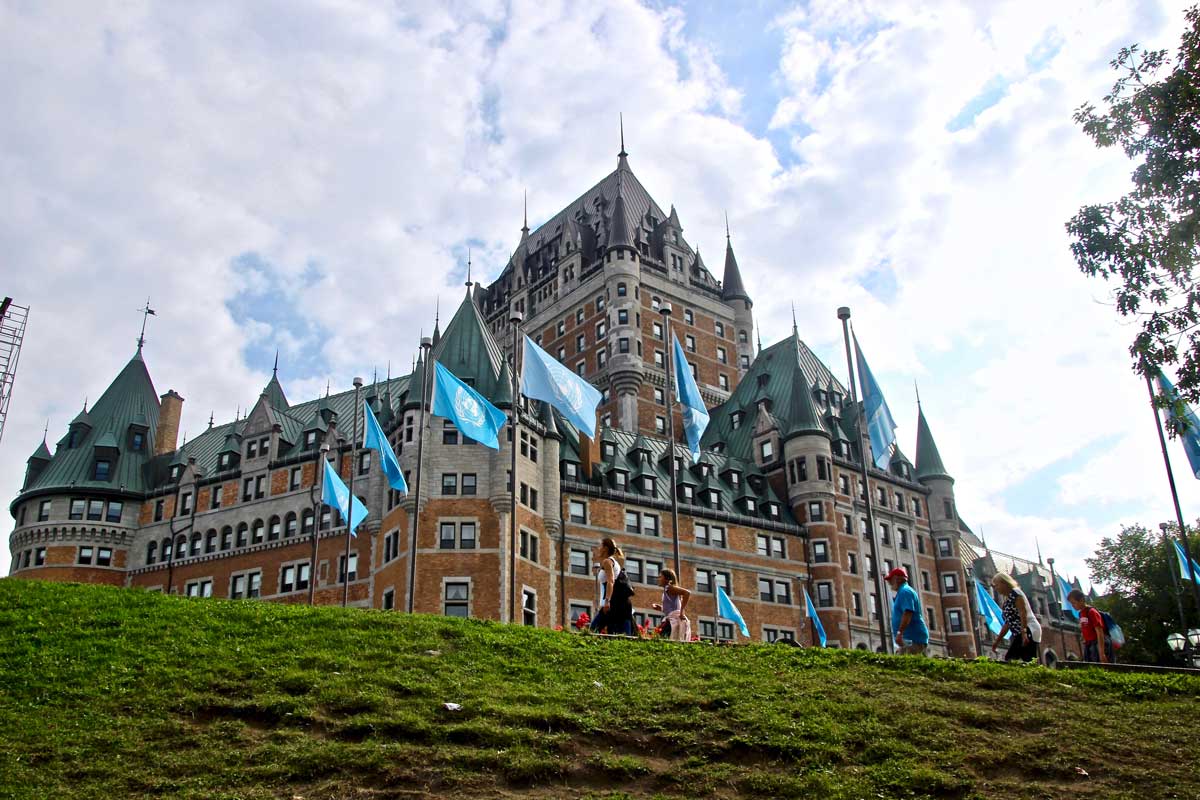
<box><xmin>304</xmin><ymin>431</ymin><xmax>318</xmax><ymax>449</ymax></box>
<box><xmin>681</xmin><ymin>485</ymin><xmax>694</xmax><ymax>502</ymax></box>
<box><xmin>602</xmin><ymin>442</ymin><xmax>616</xmax><ymax>459</ymax></box>
<box><xmin>708</xmin><ymin>489</ymin><xmax>721</xmax><ymax>509</ymax></box>
<box><xmin>815</xmin><ymin>389</ymin><xmax>827</xmax><ymax>406</ymax></box>
<box><xmin>729</xmin><ymin>471</ymin><xmax>741</xmax><ymax>488</ymax></box>
<box><xmin>766</xmin><ymin>502</ymin><xmax>781</xmax><ymax>519</ymax></box>
<box><xmin>698</xmin><ymin>463</ymin><xmax>711</xmax><ymax>478</ymax></box>
<box><xmin>832</xmin><ymin>392</ymin><xmax>843</xmax><ymax>407</ymax></box>
<box><xmin>131</xmin><ymin>432</ymin><xmax>145</xmax><ymax>452</ymax></box>
<box><xmin>564</xmin><ymin>462</ymin><xmax>579</xmax><ymax>480</ymax></box>
<box><xmin>169</xmin><ymin>464</ymin><xmax>183</xmax><ymax>482</ymax></box>
<box><xmin>93</xmin><ymin>460</ymin><xmax>111</xmax><ymax>481</ymax></box>
<box><xmin>642</xmin><ymin>476</ymin><xmax>656</xmax><ymax>494</ymax></box>
<box><xmin>744</xmin><ymin>497</ymin><xmax>757</xmax><ymax>513</ymax></box>
<box><xmin>67</xmin><ymin>429</ymin><xmax>80</xmax><ymax>448</ymax></box>
<box><xmin>218</xmin><ymin>453</ymin><xmax>234</xmax><ymax>471</ymax></box>
<box><xmin>730</xmin><ymin>411</ymin><xmax>744</xmax><ymax>430</ymax></box>
<box><xmin>613</xmin><ymin>471</ymin><xmax>627</xmax><ymax>490</ymax></box>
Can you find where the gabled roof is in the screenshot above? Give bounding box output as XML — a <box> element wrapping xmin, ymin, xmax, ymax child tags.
<box><xmin>915</xmin><ymin>405</ymin><xmax>953</xmax><ymax>482</ymax></box>
<box><xmin>19</xmin><ymin>351</ymin><xmax>161</xmax><ymax>498</ymax></box>
<box><xmin>702</xmin><ymin>333</ymin><xmax>847</xmax><ymax>461</ymax></box>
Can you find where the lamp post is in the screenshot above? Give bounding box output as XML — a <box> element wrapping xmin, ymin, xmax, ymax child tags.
<box><xmin>1160</xmin><ymin>522</ymin><xmax>1189</xmax><ymax>637</ymax></box>
<box><xmin>1166</xmin><ymin>629</ymin><xmax>1200</xmax><ymax>667</ymax></box>
<box><xmin>309</xmin><ymin>441</ymin><xmax>329</xmax><ymax>605</ymax></box>
<box><xmin>798</xmin><ymin>522</ymin><xmax>816</xmax><ymax>646</ymax></box>
<box><xmin>342</xmin><ymin>377</ymin><xmax>363</xmax><ymax>608</ymax></box>
<box><xmin>659</xmin><ymin>302</ymin><xmax>682</xmax><ymax>579</ymax></box>
<box><xmin>407</xmin><ymin>336</ymin><xmax>433</xmax><ymax>614</ymax></box>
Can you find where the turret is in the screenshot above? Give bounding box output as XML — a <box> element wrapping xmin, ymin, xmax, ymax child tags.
<box><xmin>604</xmin><ymin>167</ymin><xmax>643</xmax><ymax>432</ymax></box>
<box><xmin>721</xmin><ymin>220</ymin><xmax>754</xmax><ymax>374</ymax></box>
<box><xmin>23</xmin><ymin>438</ymin><xmax>51</xmax><ymax>490</ymax></box>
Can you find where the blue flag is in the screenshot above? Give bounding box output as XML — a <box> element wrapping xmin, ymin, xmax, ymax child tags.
<box><xmin>1057</xmin><ymin>575</ymin><xmax>1079</xmax><ymax>619</ymax></box>
<box><xmin>716</xmin><ymin>585</ymin><xmax>749</xmax><ymax>637</ymax></box>
<box><xmin>804</xmin><ymin>587</ymin><xmax>827</xmax><ymax>647</ymax></box>
<box><xmin>975</xmin><ymin>581</ymin><xmax>1006</xmax><ymax>637</ymax></box>
<box><xmin>322</xmin><ymin>459</ymin><xmax>368</xmax><ymax>535</ymax></box>
<box><xmin>672</xmin><ymin>333</ymin><xmax>710</xmax><ymax>461</ymax></box>
<box><xmin>431</xmin><ymin>361</ymin><xmax>506</xmax><ymax>449</ymax></box>
<box><xmin>854</xmin><ymin>334</ymin><xmax>897</xmax><ymax>470</ymax></box>
<box><xmin>1172</xmin><ymin>539</ymin><xmax>1200</xmax><ymax>582</ymax></box>
<box><xmin>1156</xmin><ymin>371</ymin><xmax>1200</xmax><ymax>479</ymax></box>
<box><xmin>521</xmin><ymin>335</ymin><xmax>602</xmax><ymax>439</ymax></box>
<box><xmin>362</xmin><ymin>401</ymin><xmax>407</xmax><ymax>494</ymax></box>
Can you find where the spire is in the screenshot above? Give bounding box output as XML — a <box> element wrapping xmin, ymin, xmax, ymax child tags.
<box><xmin>1036</xmin><ymin>537</ymin><xmax>1044</xmax><ymax>566</ymax></box>
<box><xmin>432</xmin><ymin>296</ymin><xmax>442</xmax><ymax>348</ymax></box>
<box><xmin>262</xmin><ymin>354</ymin><xmax>289</xmax><ymax>410</ymax></box>
<box><xmin>618</xmin><ymin>112</ymin><xmax>628</xmax><ymax>168</ymax></box>
<box><xmin>915</xmin><ymin>404</ymin><xmax>953</xmax><ymax>483</ymax></box>
<box><xmin>135</xmin><ymin>297</ymin><xmax>156</xmax><ymax>354</ymax></box>
<box><xmin>521</xmin><ymin>190</ymin><xmax>529</xmax><ymax>239</ymax></box>
<box><xmin>792</xmin><ymin>302</ymin><xmax>798</xmax><ymax>338</ymax></box>
<box><xmin>272</xmin><ymin>350</ymin><xmax>279</xmax><ymax>378</ymax></box>
<box><xmin>721</xmin><ymin>216</ymin><xmax>751</xmax><ymax>305</ymax></box>
<box><xmin>607</xmin><ymin>171</ymin><xmax>634</xmax><ymax>250</ymax></box>
<box><xmin>208</xmin><ymin>411</ymin><xmax>214</xmax><ymax>429</ymax></box>
<box><xmin>756</xmin><ymin>322</ymin><xmax>762</xmax><ymax>354</ymax></box>
<box><xmin>465</xmin><ymin>247</ymin><xmax>472</xmax><ymax>289</ymax></box>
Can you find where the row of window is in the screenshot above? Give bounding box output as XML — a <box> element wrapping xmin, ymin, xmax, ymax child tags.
<box><xmin>145</xmin><ymin>507</ymin><xmax>358</xmax><ymax>564</ymax></box>
<box><xmin>180</xmin><ymin>555</ymin><xmax>358</xmax><ymax>600</ymax></box>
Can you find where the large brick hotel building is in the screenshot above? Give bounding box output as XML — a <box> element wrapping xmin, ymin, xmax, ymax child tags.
<box><xmin>6</xmin><ymin>141</ymin><xmax>1085</xmax><ymax>660</ymax></box>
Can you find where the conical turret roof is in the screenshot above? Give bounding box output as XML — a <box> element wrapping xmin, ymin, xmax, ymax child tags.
<box><xmin>721</xmin><ymin>233</ymin><xmax>751</xmax><ymax>305</ymax></box>
<box><xmin>28</xmin><ymin>439</ymin><xmax>52</xmax><ymax>463</ymax></box>
<box><xmin>785</xmin><ymin>373</ymin><xmax>828</xmax><ymax>440</ymax></box>
<box><xmin>431</xmin><ymin>289</ymin><xmax>508</xmax><ymax>404</ymax></box>
<box><xmin>606</xmin><ymin>173</ymin><xmax>635</xmax><ymax>251</ymax></box>
<box><xmin>915</xmin><ymin>405</ymin><xmax>953</xmax><ymax>482</ymax></box>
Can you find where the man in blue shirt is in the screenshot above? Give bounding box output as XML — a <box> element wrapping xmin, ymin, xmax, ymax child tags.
<box><xmin>886</xmin><ymin>567</ymin><xmax>929</xmax><ymax>655</ymax></box>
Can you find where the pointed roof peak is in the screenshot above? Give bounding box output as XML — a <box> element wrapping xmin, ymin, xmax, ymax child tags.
<box><xmin>785</xmin><ymin>372</ymin><xmax>828</xmax><ymax>440</ymax></box>
<box><xmin>720</xmin><ymin>214</ymin><xmax>750</xmax><ymax>305</ymax></box>
<box><xmin>272</xmin><ymin>350</ymin><xmax>279</xmax><ymax>378</ymax></box>
<box><xmin>618</xmin><ymin>112</ymin><xmax>628</xmax><ymax>165</ymax></box>
<box><xmin>521</xmin><ymin>190</ymin><xmax>529</xmax><ymax>237</ymax></box>
<box><xmin>915</xmin><ymin>403</ymin><xmax>953</xmax><ymax>483</ymax></box>
<box><xmin>29</xmin><ymin>436</ymin><xmax>52</xmax><ymax>462</ymax></box>
<box><xmin>606</xmin><ymin>170</ymin><xmax>635</xmax><ymax>251</ymax></box>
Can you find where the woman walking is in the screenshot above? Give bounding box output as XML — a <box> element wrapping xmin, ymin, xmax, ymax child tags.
<box><xmin>651</xmin><ymin>568</ymin><xmax>691</xmax><ymax>641</ymax></box>
<box><xmin>594</xmin><ymin>538</ymin><xmax>634</xmax><ymax>636</ymax></box>
<box><xmin>989</xmin><ymin>572</ymin><xmax>1042</xmax><ymax>663</ymax></box>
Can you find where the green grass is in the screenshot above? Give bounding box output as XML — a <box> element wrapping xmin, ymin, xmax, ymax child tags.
<box><xmin>1</xmin><ymin>580</ymin><xmax>1199</xmax><ymax>799</ymax></box>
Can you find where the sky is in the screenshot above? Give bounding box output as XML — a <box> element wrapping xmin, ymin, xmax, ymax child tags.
<box><xmin>3</xmin><ymin>0</ymin><xmax>1199</xmax><ymax>589</ymax></box>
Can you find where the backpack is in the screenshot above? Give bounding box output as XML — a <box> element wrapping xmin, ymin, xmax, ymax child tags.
<box><xmin>610</xmin><ymin>567</ymin><xmax>635</xmax><ymax>606</ymax></box>
<box><xmin>1099</xmin><ymin>611</ymin><xmax>1125</xmax><ymax>649</ymax></box>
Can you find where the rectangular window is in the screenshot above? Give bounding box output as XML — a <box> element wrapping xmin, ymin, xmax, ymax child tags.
<box><xmin>576</xmin><ymin>360</ymin><xmax>586</xmax><ymax>376</ymax></box>
<box><xmin>880</xmin><ymin>523</ymin><xmax>890</xmax><ymax>544</ymax></box>
<box><xmin>230</xmin><ymin>574</ymin><xmax>246</xmax><ymax>600</ymax></box>
<box><xmin>358</xmin><ymin>451</ymin><xmax>371</xmax><ymax>476</ymax></box>
<box><xmin>653</xmin><ymin>322</ymin><xmax>663</xmax><ymax>340</ymax></box>
<box><xmin>617</xmin><ymin>309</ymin><xmax>628</xmax><ymax>325</ymax></box>
<box><xmin>444</xmin><ymin>582</ymin><xmax>470</xmax><ymax>617</ymax></box>
<box><xmin>710</xmin><ymin>525</ymin><xmax>727</xmax><ymax>548</ymax></box>
<box><xmin>440</xmin><ymin>522</ymin><xmax>456</xmax><ymax>549</ymax></box>
<box><xmin>655</xmin><ymin>416</ymin><xmax>666</xmax><ymax>434</ymax></box>
<box><xmin>913</xmin><ymin>498</ymin><xmax>922</xmax><ymax>517</ymax></box>
<box><xmin>280</xmin><ymin>565</ymin><xmax>297</xmax><ymax>593</ymax></box>
<box><xmin>642</xmin><ymin>514</ymin><xmax>659</xmax><ymax>537</ymax></box>
<box><xmin>460</xmin><ymin>522</ymin><xmax>476</xmax><ymax>549</ymax></box>
<box><xmin>247</xmin><ymin>440</ymin><xmax>258</xmax><ymax>459</ymax></box>
<box><xmin>38</xmin><ymin>500</ymin><xmax>51</xmax><ymax>521</ymax></box>
<box><xmin>290</xmin><ymin>467</ymin><xmax>302</xmax><ymax>491</ymax></box>
<box><xmin>760</xmin><ymin>440</ymin><xmax>774</xmax><ymax>460</ymax></box>
<box><xmin>105</xmin><ymin>501</ymin><xmax>123</xmax><ymax>523</ymax></box>
<box><xmin>937</xmin><ymin>538</ymin><xmax>953</xmax><ymax>558</ymax></box>
<box><xmin>625</xmin><ymin>510</ymin><xmax>640</xmax><ymax>533</ymax></box>
<box><xmin>654</xmin><ymin>350</ymin><xmax>664</xmax><ymax>368</ymax></box>
<box><xmin>626</xmin><ymin>558</ymin><xmax>644</xmax><ymax>584</ymax></box>
<box><xmin>759</xmin><ymin>577</ymin><xmax>774</xmax><ymax>602</ymax></box>
<box><xmin>941</xmin><ymin>573</ymin><xmax>960</xmax><ymax>593</ymax></box>
<box><xmin>898</xmin><ymin>528</ymin><xmax>909</xmax><ymax>549</ymax></box>
<box><xmin>254</xmin><ymin>475</ymin><xmax>265</xmax><ymax>499</ymax></box>
<box><xmin>808</xmin><ymin>501</ymin><xmax>824</xmax><ymax>522</ymax></box>
<box><xmin>568</xmin><ymin>500</ymin><xmax>587</xmax><ymax>524</ymax></box>
<box><xmin>816</xmin><ymin>582</ymin><xmax>834</xmax><ymax>608</ymax></box>
<box><xmin>69</xmin><ymin>498</ymin><xmax>85</xmax><ymax>520</ymax></box>
<box><xmin>927</xmin><ymin>608</ymin><xmax>936</xmax><ymax>630</ymax></box>
<box><xmin>461</xmin><ymin>473</ymin><xmax>477</xmax><ymax>496</ymax></box>
<box><xmin>186</xmin><ymin>580</ymin><xmax>213</xmax><ymax>598</ymax></box>
<box><xmin>755</xmin><ymin>533</ymin><xmax>768</xmax><ymax>556</ymax></box>
<box><xmin>211</xmin><ymin>485</ymin><xmax>223</xmax><ymax>510</ymax></box>
<box><xmin>646</xmin><ymin>560</ymin><xmax>663</xmax><ymax>585</ymax></box>
<box><xmin>87</xmin><ymin>499</ymin><xmax>103</xmax><ymax>521</ymax></box>
<box><xmin>569</xmin><ymin>548</ymin><xmax>589</xmax><ymax>575</ymax></box>
<box><xmin>442</xmin><ymin>473</ymin><xmax>458</xmax><ymax>495</ymax></box>
<box><xmin>698</xmin><ymin>524</ymin><xmax>713</xmax><ymax>546</ymax></box>
<box><xmin>948</xmin><ymin>609</ymin><xmax>964</xmax><ymax>633</ymax></box>
<box><xmin>443</xmin><ymin>420</ymin><xmax>459</xmax><ymax>445</ymax></box>
<box><xmin>944</xmin><ymin>499</ymin><xmax>953</xmax><ymax>519</ymax></box>
<box><xmin>34</xmin><ymin>547</ymin><xmax>46</xmax><ymax>566</ymax></box>
<box><xmin>242</xmin><ymin>478</ymin><xmax>253</xmax><ymax>502</ymax></box>
<box><xmin>383</xmin><ymin>589</ymin><xmax>395</xmax><ymax>610</ymax></box>
<box><xmin>339</xmin><ymin>553</ymin><xmax>358</xmax><ymax>583</ymax></box>
<box><xmin>522</xmin><ymin>589</ymin><xmax>537</xmax><ymax>626</ymax></box>
<box><xmin>696</xmin><ymin>569</ymin><xmax>712</xmax><ymax>593</ymax></box>
<box><xmin>570</xmin><ymin>603</ymin><xmax>591</xmax><ymax>624</ymax></box>
<box><xmin>921</xmin><ymin>571</ymin><xmax>931</xmax><ymax>591</ymax></box>
<box><xmin>576</xmin><ymin>333</ymin><xmax>585</xmax><ymax>353</ymax></box>
<box><xmin>848</xmin><ymin>552</ymin><xmax>858</xmax><ymax>574</ymax></box>
<box><xmin>685</xmin><ymin>334</ymin><xmax>696</xmax><ymax>352</ymax></box>
<box><xmin>179</xmin><ymin>493</ymin><xmax>193</xmax><ymax>516</ymax></box>
<box><xmin>519</xmin><ymin>530</ymin><xmax>539</xmax><ymax>563</ymax></box>
<box><xmin>839</xmin><ymin>475</ymin><xmax>850</xmax><ymax>494</ymax></box>
<box><xmin>92</xmin><ymin>547</ymin><xmax>111</xmax><ymax>566</ymax></box>
<box><xmin>812</xmin><ymin>540</ymin><xmax>829</xmax><ymax>563</ymax></box>
<box><xmin>775</xmin><ymin>580</ymin><xmax>791</xmax><ymax>604</ymax></box>
<box><xmin>77</xmin><ymin>546</ymin><xmax>94</xmax><ymax>565</ymax></box>
<box><xmin>853</xmin><ymin>592</ymin><xmax>863</xmax><ymax>616</ymax></box>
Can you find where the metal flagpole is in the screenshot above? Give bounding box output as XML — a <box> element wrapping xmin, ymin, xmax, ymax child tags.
<box><xmin>1158</xmin><ymin>524</ymin><xmax>1189</xmax><ymax>637</ymax></box>
<box><xmin>659</xmin><ymin>303</ymin><xmax>682</xmax><ymax>579</ymax></box>
<box><xmin>342</xmin><ymin>377</ymin><xmax>363</xmax><ymax>607</ymax></box>
<box><xmin>310</xmin><ymin>442</ymin><xmax>328</xmax><ymax>605</ymax></box>
<box><xmin>407</xmin><ymin>337</ymin><xmax>433</xmax><ymax>613</ymax></box>
<box><xmin>1145</xmin><ymin>371</ymin><xmax>1200</xmax><ymax>620</ymax></box>
<box><xmin>509</xmin><ymin>311</ymin><xmax>524</xmax><ymax>625</ymax></box>
<box><xmin>838</xmin><ymin>307</ymin><xmax>890</xmax><ymax>652</ymax></box>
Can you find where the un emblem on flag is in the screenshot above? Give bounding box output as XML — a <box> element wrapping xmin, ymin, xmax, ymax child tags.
<box><xmin>545</xmin><ymin>359</ymin><xmax>585</xmax><ymax>414</ymax></box>
<box><xmin>454</xmin><ymin>385</ymin><xmax>486</xmax><ymax>427</ymax></box>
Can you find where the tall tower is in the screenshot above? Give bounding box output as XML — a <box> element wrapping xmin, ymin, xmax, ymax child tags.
<box><xmin>605</xmin><ymin>167</ymin><xmax>643</xmax><ymax>432</ymax></box>
<box><xmin>915</xmin><ymin>403</ymin><xmax>975</xmax><ymax>657</ymax></box>
<box><xmin>721</xmin><ymin>223</ymin><xmax>754</xmax><ymax>375</ymax></box>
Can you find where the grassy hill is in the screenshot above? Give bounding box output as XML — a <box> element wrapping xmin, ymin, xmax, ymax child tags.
<box><xmin>1</xmin><ymin>581</ymin><xmax>1198</xmax><ymax>799</ymax></box>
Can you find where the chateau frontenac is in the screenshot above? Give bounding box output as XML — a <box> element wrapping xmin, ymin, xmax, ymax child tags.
<box><xmin>7</xmin><ymin>141</ymin><xmax>1085</xmax><ymax>660</ymax></box>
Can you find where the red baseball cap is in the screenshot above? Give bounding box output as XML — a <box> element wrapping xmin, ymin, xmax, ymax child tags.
<box><xmin>884</xmin><ymin>567</ymin><xmax>908</xmax><ymax>582</ymax></box>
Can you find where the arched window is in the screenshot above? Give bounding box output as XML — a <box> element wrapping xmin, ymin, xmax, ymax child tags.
<box><xmin>220</xmin><ymin>526</ymin><xmax>233</xmax><ymax>551</ymax></box>
<box><xmin>236</xmin><ymin>522</ymin><xmax>249</xmax><ymax>548</ymax></box>
<box><xmin>190</xmin><ymin>531</ymin><xmax>202</xmax><ymax>556</ymax></box>
<box><xmin>285</xmin><ymin>512</ymin><xmax>298</xmax><ymax>538</ymax></box>
<box><xmin>738</xmin><ymin>329</ymin><xmax>748</xmax><ymax>344</ymax></box>
<box><xmin>320</xmin><ymin>507</ymin><xmax>331</xmax><ymax>530</ymax></box>
<box><xmin>175</xmin><ymin>534</ymin><xmax>187</xmax><ymax>556</ymax></box>
<box><xmin>302</xmin><ymin>509</ymin><xmax>315</xmax><ymax>535</ymax></box>
<box><xmin>146</xmin><ymin>540</ymin><xmax>157</xmax><ymax>565</ymax></box>
<box><xmin>161</xmin><ymin>537</ymin><xmax>172</xmax><ymax>560</ymax></box>
<box><xmin>251</xmin><ymin>519</ymin><xmax>264</xmax><ymax>544</ymax></box>
<box><xmin>205</xmin><ymin>529</ymin><xmax>217</xmax><ymax>553</ymax></box>
<box><xmin>268</xmin><ymin>515</ymin><xmax>281</xmax><ymax>541</ymax></box>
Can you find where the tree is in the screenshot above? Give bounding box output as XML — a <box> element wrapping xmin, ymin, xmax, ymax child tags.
<box><xmin>1066</xmin><ymin>6</ymin><xmax>1200</xmax><ymax>424</ymax></box>
<box><xmin>1086</xmin><ymin>522</ymin><xmax>1199</xmax><ymax>664</ymax></box>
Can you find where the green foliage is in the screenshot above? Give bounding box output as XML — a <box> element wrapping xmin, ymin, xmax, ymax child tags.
<box><xmin>1086</xmin><ymin>522</ymin><xmax>1200</xmax><ymax>663</ymax></box>
<box><xmin>2</xmin><ymin>580</ymin><xmax>1200</xmax><ymax>799</ymax></box>
<box><xmin>1066</xmin><ymin>6</ymin><xmax>1200</xmax><ymax>413</ymax></box>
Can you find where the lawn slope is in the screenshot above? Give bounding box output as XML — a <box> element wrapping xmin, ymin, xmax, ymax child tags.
<box><xmin>1</xmin><ymin>580</ymin><xmax>1197</xmax><ymax>799</ymax></box>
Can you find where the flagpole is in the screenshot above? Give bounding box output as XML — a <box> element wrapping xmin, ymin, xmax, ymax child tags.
<box><xmin>509</xmin><ymin>311</ymin><xmax>523</xmax><ymax>625</ymax></box>
<box><xmin>838</xmin><ymin>307</ymin><xmax>890</xmax><ymax>653</ymax></box>
<box><xmin>407</xmin><ymin>336</ymin><xmax>433</xmax><ymax>614</ymax></box>
<box><xmin>659</xmin><ymin>304</ymin><xmax>682</xmax><ymax>580</ymax></box>
<box><xmin>1158</xmin><ymin>524</ymin><xmax>1189</xmax><ymax>638</ymax></box>
<box><xmin>1145</xmin><ymin>371</ymin><xmax>1200</xmax><ymax>619</ymax></box>
<box><xmin>342</xmin><ymin>377</ymin><xmax>363</xmax><ymax>608</ymax></box>
<box><xmin>310</xmin><ymin>442</ymin><xmax>328</xmax><ymax>605</ymax></box>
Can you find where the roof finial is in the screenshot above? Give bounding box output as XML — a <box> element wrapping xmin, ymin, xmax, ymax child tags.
<box><xmin>915</xmin><ymin>380</ymin><xmax>922</xmax><ymax>407</ymax></box>
<box><xmin>619</xmin><ymin>112</ymin><xmax>627</xmax><ymax>158</ymax></box>
<box><xmin>791</xmin><ymin>302</ymin><xmax>798</xmax><ymax>337</ymax></box>
<box><xmin>82</xmin><ymin>396</ymin><xmax>88</xmax><ymax>413</ymax></box>
<box><xmin>1036</xmin><ymin>537</ymin><xmax>1044</xmax><ymax>566</ymax></box>
<box><xmin>435</xmin><ymin>296</ymin><xmax>440</xmax><ymax>327</ymax></box>
<box><xmin>372</xmin><ymin>366</ymin><xmax>378</xmax><ymax>386</ymax></box>
<box><xmin>272</xmin><ymin>350</ymin><xmax>279</xmax><ymax>378</ymax></box>
<box><xmin>725</xmin><ymin>211</ymin><xmax>731</xmax><ymax>242</ymax></box>
<box><xmin>387</xmin><ymin>360</ymin><xmax>392</xmax><ymax>383</ymax></box>
<box><xmin>465</xmin><ymin>247</ymin><xmax>473</xmax><ymax>288</ymax></box>
<box><xmin>208</xmin><ymin>411</ymin><xmax>214</xmax><ymax>429</ymax></box>
<box><xmin>136</xmin><ymin>297</ymin><xmax>156</xmax><ymax>353</ymax></box>
<box><xmin>325</xmin><ymin>379</ymin><xmax>331</xmax><ymax>398</ymax></box>
<box><xmin>521</xmin><ymin>190</ymin><xmax>529</xmax><ymax>236</ymax></box>
<box><xmin>234</xmin><ymin>405</ymin><xmax>240</xmax><ymax>421</ymax></box>
<box><xmin>42</xmin><ymin>419</ymin><xmax>49</xmax><ymax>440</ymax></box>
<box><xmin>756</xmin><ymin>322</ymin><xmax>762</xmax><ymax>354</ymax></box>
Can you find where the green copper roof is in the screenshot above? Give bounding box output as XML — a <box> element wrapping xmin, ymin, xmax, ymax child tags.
<box><xmin>28</xmin><ymin>439</ymin><xmax>51</xmax><ymax>463</ymax></box>
<box><xmin>915</xmin><ymin>405</ymin><xmax>953</xmax><ymax>482</ymax></box>
<box><xmin>431</xmin><ymin>289</ymin><xmax>508</xmax><ymax>404</ymax></box>
<box><xmin>785</xmin><ymin>369</ymin><xmax>828</xmax><ymax>440</ymax></box>
<box><xmin>20</xmin><ymin>351</ymin><xmax>161</xmax><ymax>499</ymax></box>
<box><xmin>721</xmin><ymin>235</ymin><xmax>750</xmax><ymax>304</ymax></box>
<box><xmin>263</xmin><ymin>373</ymin><xmax>289</xmax><ymax>411</ymax></box>
<box><xmin>701</xmin><ymin>333</ymin><xmax>847</xmax><ymax>461</ymax></box>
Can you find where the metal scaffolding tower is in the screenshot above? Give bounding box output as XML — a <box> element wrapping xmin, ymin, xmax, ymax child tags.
<box><xmin>0</xmin><ymin>297</ymin><xmax>30</xmax><ymax>447</ymax></box>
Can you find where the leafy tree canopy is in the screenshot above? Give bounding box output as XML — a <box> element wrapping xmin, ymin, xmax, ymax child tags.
<box><xmin>1067</xmin><ymin>6</ymin><xmax>1200</xmax><ymax>426</ymax></box>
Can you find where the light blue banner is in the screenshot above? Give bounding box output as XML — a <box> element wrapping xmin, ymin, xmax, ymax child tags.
<box><xmin>1157</xmin><ymin>371</ymin><xmax>1200</xmax><ymax>479</ymax></box>
<box><xmin>1173</xmin><ymin>539</ymin><xmax>1200</xmax><ymax>581</ymax></box>
<box><xmin>672</xmin><ymin>332</ymin><xmax>710</xmax><ymax>461</ymax></box>
<box><xmin>804</xmin><ymin>587</ymin><xmax>827</xmax><ymax>647</ymax></box>
<box><xmin>1057</xmin><ymin>575</ymin><xmax>1079</xmax><ymax>619</ymax></box>
<box><xmin>431</xmin><ymin>362</ymin><xmax>506</xmax><ymax>450</ymax></box>
<box><xmin>854</xmin><ymin>334</ymin><xmax>897</xmax><ymax>470</ymax></box>
<box><xmin>521</xmin><ymin>335</ymin><xmax>602</xmax><ymax>439</ymax></box>
<box><xmin>716</xmin><ymin>585</ymin><xmax>749</xmax><ymax>637</ymax></box>
<box><xmin>363</xmin><ymin>400</ymin><xmax>407</xmax><ymax>494</ymax></box>
<box><xmin>322</xmin><ymin>458</ymin><xmax>368</xmax><ymax>535</ymax></box>
<box><xmin>975</xmin><ymin>580</ymin><xmax>1006</xmax><ymax>637</ymax></box>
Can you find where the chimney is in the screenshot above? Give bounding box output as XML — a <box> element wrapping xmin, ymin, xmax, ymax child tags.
<box><xmin>578</xmin><ymin>433</ymin><xmax>596</xmax><ymax>480</ymax></box>
<box><xmin>155</xmin><ymin>390</ymin><xmax>184</xmax><ymax>456</ymax></box>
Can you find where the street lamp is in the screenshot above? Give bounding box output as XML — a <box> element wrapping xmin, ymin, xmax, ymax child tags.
<box><xmin>1168</xmin><ymin>632</ymin><xmax>1186</xmax><ymax>653</ymax></box>
<box><xmin>1189</xmin><ymin>628</ymin><xmax>1200</xmax><ymax>649</ymax></box>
